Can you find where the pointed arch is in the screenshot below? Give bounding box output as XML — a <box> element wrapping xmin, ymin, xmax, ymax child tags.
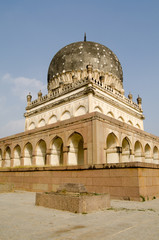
<box><xmin>23</xmin><ymin>142</ymin><xmax>33</xmax><ymax>166</ymax></box>
<box><xmin>136</xmin><ymin>123</ymin><xmax>141</xmax><ymax>129</ymax></box>
<box><xmin>35</xmin><ymin>139</ymin><xmax>46</xmax><ymax>166</ymax></box>
<box><xmin>38</xmin><ymin>119</ymin><xmax>46</xmax><ymax>127</ymax></box>
<box><xmin>13</xmin><ymin>145</ymin><xmax>21</xmax><ymax>167</ymax></box>
<box><xmin>75</xmin><ymin>106</ymin><xmax>86</xmax><ymax>117</ymax></box>
<box><xmin>61</xmin><ymin>111</ymin><xmax>71</xmax><ymax>121</ymax></box>
<box><xmin>106</xmin><ymin>132</ymin><xmax>119</xmax><ymax>148</ymax></box>
<box><xmin>94</xmin><ymin>106</ymin><xmax>103</xmax><ymax>113</ymax></box>
<box><xmin>107</xmin><ymin>111</ymin><xmax>114</xmax><ymax>118</ymax></box>
<box><xmin>145</xmin><ymin>144</ymin><xmax>152</xmax><ymax>163</ymax></box>
<box><xmin>134</xmin><ymin>141</ymin><xmax>143</xmax><ymax>162</ymax></box>
<box><xmin>153</xmin><ymin>146</ymin><xmax>159</xmax><ymax>161</ymax></box>
<box><xmin>50</xmin><ymin>136</ymin><xmax>63</xmax><ymax>166</ymax></box>
<box><xmin>106</xmin><ymin>132</ymin><xmax>119</xmax><ymax>163</ymax></box>
<box><xmin>29</xmin><ymin>122</ymin><xmax>35</xmax><ymax>130</ymax></box>
<box><xmin>4</xmin><ymin>146</ymin><xmax>11</xmax><ymax>167</ymax></box>
<box><xmin>48</xmin><ymin>115</ymin><xmax>57</xmax><ymax>124</ymax></box>
<box><xmin>68</xmin><ymin>132</ymin><xmax>84</xmax><ymax>165</ymax></box>
<box><xmin>122</xmin><ymin>137</ymin><xmax>131</xmax><ymax>162</ymax></box>
<box><xmin>128</xmin><ymin>120</ymin><xmax>133</xmax><ymax>126</ymax></box>
<box><xmin>118</xmin><ymin>116</ymin><xmax>125</xmax><ymax>122</ymax></box>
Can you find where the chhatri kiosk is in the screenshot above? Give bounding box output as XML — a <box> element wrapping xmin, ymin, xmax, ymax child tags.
<box><xmin>0</xmin><ymin>37</ymin><xmax>159</xmax><ymax>200</ymax></box>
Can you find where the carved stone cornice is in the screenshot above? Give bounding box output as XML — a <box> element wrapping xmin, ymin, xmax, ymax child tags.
<box><xmin>24</xmin><ymin>89</ymin><xmax>87</xmax><ymax>117</ymax></box>
<box><xmin>94</xmin><ymin>91</ymin><xmax>144</xmax><ymax>119</ymax></box>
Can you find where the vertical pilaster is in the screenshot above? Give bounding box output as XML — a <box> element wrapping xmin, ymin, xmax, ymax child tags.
<box><xmin>32</xmin><ymin>151</ymin><xmax>36</xmax><ymax>165</ymax></box>
<box><xmin>63</xmin><ymin>146</ymin><xmax>69</xmax><ymax>166</ymax></box>
<box><xmin>46</xmin><ymin>149</ymin><xmax>52</xmax><ymax>165</ymax></box>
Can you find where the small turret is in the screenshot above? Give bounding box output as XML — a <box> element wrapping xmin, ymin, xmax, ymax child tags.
<box><xmin>38</xmin><ymin>90</ymin><xmax>42</xmax><ymax>101</ymax></box>
<box><xmin>27</xmin><ymin>93</ymin><xmax>32</xmax><ymax>106</ymax></box>
<box><xmin>86</xmin><ymin>64</ymin><xmax>93</xmax><ymax>80</ymax></box>
<box><xmin>137</xmin><ymin>95</ymin><xmax>142</xmax><ymax>109</ymax></box>
<box><xmin>128</xmin><ymin>92</ymin><xmax>133</xmax><ymax>101</ymax></box>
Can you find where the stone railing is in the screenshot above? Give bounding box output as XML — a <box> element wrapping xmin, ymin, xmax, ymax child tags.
<box><xmin>92</xmin><ymin>79</ymin><xmax>140</xmax><ymax>110</ymax></box>
<box><xmin>26</xmin><ymin>76</ymin><xmax>141</xmax><ymax>112</ymax></box>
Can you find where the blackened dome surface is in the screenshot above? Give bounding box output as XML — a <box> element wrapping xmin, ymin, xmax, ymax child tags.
<box><xmin>48</xmin><ymin>41</ymin><xmax>123</xmax><ymax>82</ymax></box>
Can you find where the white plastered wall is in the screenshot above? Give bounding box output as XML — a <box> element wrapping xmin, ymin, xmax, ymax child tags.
<box><xmin>25</xmin><ymin>88</ymin><xmax>143</xmax><ymax>131</ymax></box>
<box><xmin>25</xmin><ymin>96</ymin><xmax>88</xmax><ymax>130</ymax></box>
<box><xmin>92</xmin><ymin>95</ymin><xmax>143</xmax><ymax>130</ymax></box>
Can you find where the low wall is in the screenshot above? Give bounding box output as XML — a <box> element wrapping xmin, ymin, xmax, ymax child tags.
<box><xmin>0</xmin><ymin>162</ymin><xmax>159</xmax><ymax>201</ymax></box>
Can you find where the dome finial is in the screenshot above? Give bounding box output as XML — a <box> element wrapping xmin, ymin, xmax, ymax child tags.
<box><xmin>84</xmin><ymin>32</ymin><xmax>86</xmax><ymax>42</ymax></box>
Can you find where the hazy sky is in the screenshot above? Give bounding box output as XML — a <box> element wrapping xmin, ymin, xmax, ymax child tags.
<box><xmin>0</xmin><ymin>0</ymin><xmax>159</xmax><ymax>138</ymax></box>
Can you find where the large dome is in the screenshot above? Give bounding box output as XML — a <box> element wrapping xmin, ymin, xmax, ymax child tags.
<box><xmin>48</xmin><ymin>41</ymin><xmax>123</xmax><ymax>83</ymax></box>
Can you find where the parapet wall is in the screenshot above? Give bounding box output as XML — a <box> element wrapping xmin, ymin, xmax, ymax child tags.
<box><xmin>0</xmin><ymin>162</ymin><xmax>159</xmax><ymax>201</ymax></box>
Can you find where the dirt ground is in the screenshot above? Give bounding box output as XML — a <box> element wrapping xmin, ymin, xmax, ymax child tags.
<box><xmin>0</xmin><ymin>191</ymin><xmax>159</xmax><ymax>240</ymax></box>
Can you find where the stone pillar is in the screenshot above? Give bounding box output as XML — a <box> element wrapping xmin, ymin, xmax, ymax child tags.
<box><xmin>10</xmin><ymin>157</ymin><xmax>14</xmax><ymax>168</ymax></box>
<box><xmin>32</xmin><ymin>151</ymin><xmax>36</xmax><ymax>166</ymax></box>
<box><xmin>88</xmin><ymin>90</ymin><xmax>93</xmax><ymax>113</ymax></box>
<box><xmin>130</xmin><ymin>149</ymin><xmax>134</xmax><ymax>162</ymax></box>
<box><xmin>1</xmin><ymin>158</ymin><xmax>5</xmax><ymax>168</ymax></box>
<box><xmin>83</xmin><ymin>148</ymin><xmax>88</xmax><ymax>165</ymax></box>
<box><xmin>63</xmin><ymin>146</ymin><xmax>69</xmax><ymax>166</ymax></box>
<box><xmin>46</xmin><ymin>149</ymin><xmax>52</xmax><ymax>165</ymax></box>
<box><xmin>20</xmin><ymin>156</ymin><xmax>24</xmax><ymax>166</ymax></box>
<box><xmin>117</xmin><ymin>147</ymin><xmax>122</xmax><ymax>163</ymax></box>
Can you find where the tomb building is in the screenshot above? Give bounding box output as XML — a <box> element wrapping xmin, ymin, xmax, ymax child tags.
<box><xmin>0</xmin><ymin>37</ymin><xmax>159</xmax><ymax>200</ymax></box>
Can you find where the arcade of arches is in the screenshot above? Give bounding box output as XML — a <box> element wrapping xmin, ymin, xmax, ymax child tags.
<box><xmin>0</xmin><ymin>132</ymin><xmax>85</xmax><ymax>168</ymax></box>
<box><xmin>0</xmin><ymin>113</ymin><xmax>159</xmax><ymax>168</ymax></box>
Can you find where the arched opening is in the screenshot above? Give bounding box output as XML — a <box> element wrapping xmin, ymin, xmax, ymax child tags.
<box><xmin>0</xmin><ymin>149</ymin><xmax>2</xmax><ymax>167</ymax></box>
<box><xmin>94</xmin><ymin>106</ymin><xmax>103</xmax><ymax>113</ymax></box>
<box><xmin>75</xmin><ymin>106</ymin><xmax>86</xmax><ymax>117</ymax></box>
<box><xmin>4</xmin><ymin>146</ymin><xmax>11</xmax><ymax>167</ymax></box>
<box><xmin>68</xmin><ymin>133</ymin><xmax>84</xmax><ymax>165</ymax></box>
<box><xmin>107</xmin><ymin>111</ymin><xmax>114</xmax><ymax>118</ymax></box>
<box><xmin>145</xmin><ymin>144</ymin><xmax>152</xmax><ymax>163</ymax></box>
<box><xmin>106</xmin><ymin>133</ymin><xmax>119</xmax><ymax>163</ymax></box>
<box><xmin>118</xmin><ymin>116</ymin><xmax>125</xmax><ymax>122</ymax></box>
<box><xmin>61</xmin><ymin>111</ymin><xmax>71</xmax><ymax>121</ymax></box>
<box><xmin>136</xmin><ymin>124</ymin><xmax>141</xmax><ymax>129</ymax></box>
<box><xmin>13</xmin><ymin>145</ymin><xmax>21</xmax><ymax>167</ymax></box>
<box><xmin>50</xmin><ymin>137</ymin><xmax>63</xmax><ymax>166</ymax></box>
<box><xmin>128</xmin><ymin>120</ymin><xmax>133</xmax><ymax>126</ymax></box>
<box><xmin>153</xmin><ymin>146</ymin><xmax>159</xmax><ymax>162</ymax></box>
<box><xmin>122</xmin><ymin>137</ymin><xmax>131</xmax><ymax>162</ymax></box>
<box><xmin>48</xmin><ymin>115</ymin><xmax>57</xmax><ymax>124</ymax></box>
<box><xmin>134</xmin><ymin>141</ymin><xmax>143</xmax><ymax>162</ymax></box>
<box><xmin>24</xmin><ymin>143</ymin><xmax>33</xmax><ymax>166</ymax></box>
<box><xmin>29</xmin><ymin>122</ymin><xmax>35</xmax><ymax>130</ymax></box>
<box><xmin>38</xmin><ymin>119</ymin><xmax>46</xmax><ymax>127</ymax></box>
<box><xmin>36</xmin><ymin>140</ymin><xmax>46</xmax><ymax>166</ymax></box>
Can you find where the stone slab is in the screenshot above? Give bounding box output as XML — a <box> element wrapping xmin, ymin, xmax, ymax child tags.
<box><xmin>35</xmin><ymin>191</ymin><xmax>110</xmax><ymax>213</ymax></box>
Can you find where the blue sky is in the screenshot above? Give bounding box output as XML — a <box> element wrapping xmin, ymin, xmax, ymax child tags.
<box><xmin>0</xmin><ymin>0</ymin><xmax>159</xmax><ymax>137</ymax></box>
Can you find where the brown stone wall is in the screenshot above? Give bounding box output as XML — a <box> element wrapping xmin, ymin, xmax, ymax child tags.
<box><xmin>138</xmin><ymin>168</ymin><xmax>159</xmax><ymax>200</ymax></box>
<box><xmin>1</xmin><ymin>163</ymin><xmax>159</xmax><ymax>201</ymax></box>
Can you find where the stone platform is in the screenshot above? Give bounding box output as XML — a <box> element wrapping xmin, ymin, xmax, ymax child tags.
<box><xmin>35</xmin><ymin>183</ymin><xmax>110</xmax><ymax>213</ymax></box>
